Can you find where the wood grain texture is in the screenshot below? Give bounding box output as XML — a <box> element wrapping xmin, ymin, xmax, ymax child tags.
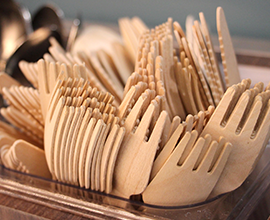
<box><xmin>0</xmin><ymin>46</ymin><xmax>269</xmax><ymax>220</ymax></box>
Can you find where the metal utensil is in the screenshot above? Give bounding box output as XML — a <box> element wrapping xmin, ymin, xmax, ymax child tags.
<box><xmin>0</xmin><ymin>0</ymin><xmax>31</xmax><ymax>67</ymax></box>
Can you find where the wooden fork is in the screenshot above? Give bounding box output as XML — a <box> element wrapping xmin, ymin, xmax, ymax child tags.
<box><xmin>142</xmin><ymin>131</ymin><xmax>232</xmax><ymax>206</ymax></box>
<box><xmin>112</xmin><ymin>97</ymin><xmax>169</xmax><ymax>198</ymax></box>
<box><xmin>217</xmin><ymin>7</ymin><xmax>241</xmax><ymax>88</ymax></box>
<box><xmin>201</xmin><ymin>81</ymin><xmax>270</xmax><ymax>197</ymax></box>
<box><xmin>150</xmin><ymin>107</ymin><xmax>214</xmax><ymax>180</ymax></box>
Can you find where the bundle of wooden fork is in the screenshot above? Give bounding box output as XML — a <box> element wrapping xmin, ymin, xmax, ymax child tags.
<box><xmin>0</xmin><ymin>6</ymin><xmax>270</xmax><ymax>207</ymax></box>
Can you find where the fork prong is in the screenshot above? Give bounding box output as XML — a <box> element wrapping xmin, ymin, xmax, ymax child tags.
<box><xmin>197</xmin><ymin>140</ymin><xmax>218</xmax><ymax>173</ymax></box>
<box><xmin>185</xmin><ymin>114</ymin><xmax>195</xmax><ymax>132</ymax></box>
<box><xmin>254</xmin><ymin>82</ymin><xmax>264</xmax><ymax>93</ymax></box>
<box><xmin>123</xmin><ymin>92</ymin><xmax>150</xmax><ymax>134</ymax></box>
<box><xmin>226</xmin><ymin>90</ymin><xmax>251</xmax><ymax>131</ymax></box>
<box><xmin>194</xmin><ymin>134</ymin><xmax>212</xmax><ymax>170</ymax></box>
<box><xmin>211</xmin><ymin>142</ymin><xmax>232</xmax><ymax>176</ymax></box>
<box><xmin>49</xmin><ymin>62</ymin><xmax>58</xmax><ymax>93</ymax></box>
<box><xmin>151</xmin><ymin>122</ymin><xmax>185</xmax><ymax>180</ymax></box>
<box><xmin>206</xmin><ymin>86</ymin><xmax>238</xmax><ymax>126</ymax></box>
<box><xmin>240</xmin><ymin>95</ymin><xmax>263</xmax><ymax>138</ymax></box>
<box><xmin>181</xmin><ymin>133</ymin><xmax>204</xmax><ymax>170</ymax></box>
<box><xmin>252</xmin><ymin>97</ymin><xmax>270</xmax><ymax>141</ymax></box>
<box><xmin>135</xmin><ymin>100</ymin><xmax>158</xmax><ymax>138</ymax></box>
<box><xmin>37</xmin><ymin>59</ymin><xmax>49</xmax><ymax>94</ymax></box>
<box><xmin>194</xmin><ymin>111</ymin><xmax>205</xmax><ymax>135</ymax></box>
<box><xmin>118</xmin><ymin>86</ymin><xmax>137</xmax><ymax>120</ymax></box>
<box><xmin>237</xmin><ymin>86</ymin><xmax>261</xmax><ymax>131</ymax></box>
<box><xmin>159</xmin><ymin>132</ymin><xmax>192</xmax><ymax>168</ymax></box>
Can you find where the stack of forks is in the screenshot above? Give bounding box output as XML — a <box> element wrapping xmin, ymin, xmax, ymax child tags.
<box><xmin>0</xmin><ymin>6</ymin><xmax>270</xmax><ymax>207</ymax></box>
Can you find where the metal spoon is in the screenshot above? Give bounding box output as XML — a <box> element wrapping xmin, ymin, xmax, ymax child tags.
<box><xmin>5</xmin><ymin>27</ymin><xmax>63</xmax><ymax>85</ymax></box>
<box><xmin>0</xmin><ymin>0</ymin><xmax>31</xmax><ymax>70</ymax></box>
<box><xmin>31</xmin><ymin>3</ymin><xmax>64</xmax><ymax>41</ymax></box>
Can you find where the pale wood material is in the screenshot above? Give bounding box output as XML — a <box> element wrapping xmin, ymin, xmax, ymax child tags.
<box><xmin>84</xmin><ymin>119</ymin><xmax>106</xmax><ymax>189</ymax></box>
<box><xmin>142</xmin><ymin>131</ymin><xmax>232</xmax><ymax>206</ymax></box>
<box><xmin>48</xmin><ymin>38</ymin><xmax>111</xmax><ymax>100</ymax></box>
<box><xmin>150</xmin><ymin>107</ymin><xmax>214</xmax><ymax>180</ymax></box>
<box><xmin>86</xmin><ymin>51</ymin><xmax>123</xmax><ymax>103</ymax></box>
<box><xmin>72</xmin><ymin>108</ymin><xmax>93</xmax><ymax>185</ymax></box>
<box><xmin>173</xmin><ymin>23</ymin><xmax>212</xmax><ymax>110</ymax></box>
<box><xmin>194</xmin><ymin>18</ymin><xmax>223</xmax><ymax>102</ymax></box>
<box><xmin>53</xmin><ymin>105</ymin><xmax>70</xmax><ymax>182</ymax></box>
<box><xmin>0</xmin><ymin>131</ymin><xmax>16</xmax><ymax>149</ymax></box>
<box><xmin>131</xmin><ymin>19</ymin><xmax>186</xmax><ymax>120</ymax></box>
<box><xmin>44</xmin><ymin>96</ymin><xmax>66</xmax><ymax>178</ymax></box>
<box><xmin>159</xmin><ymin>28</ymin><xmax>186</xmax><ymax>119</ymax></box>
<box><xmin>19</xmin><ymin>61</ymin><xmax>39</xmax><ymax>88</ymax></box>
<box><xmin>66</xmin><ymin>105</ymin><xmax>87</xmax><ymax>184</ymax></box>
<box><xmin>0</xmin><ymin>121</ymin><xmax>35</xmax><ymax>144</ymax></box>
<box><xmin>58</xmin><ymin>105</ymin><xmax>76</xmax><ymax>183</ymax></box>
<box><xmin>199</xmin><ymin>12</ymin><xmax>225</xmax><ymax>91</ymax></box>
<box><xmin>201</xmin><ymin>80</ymin><xmax>270</xmax><ymax>197</ymax></box>
<box><xmin>96</xmin><ymin>49</ymin><xmax>124</xmax><ymax>91</ymax></box>
<box><xmin>217</xmin><ymin>7</ymin><xmax>241</xmax><ymax>88</ymax></box>
<box><xmin>72</xmin><ymin>25</ymin><xmax>133</xmax><ymax>85</ymax></box>
<box><xmin>112</xmin><ymin>96</ymin><xmax>169</xmax><ymax>198</ymax></box>
<box><xmin>193</xmin><ymin>21</ymin><xmax>221</xmax><ymax>105</ymax></box>
<box><xmin>2</xmin><ymin>86</ymin><xmax>43</xmax><ymax>126</ymax></box>
<box><xmin>187</xmin><ymin>32</ymin><xmax>215</xmax><ymax>107</ymax></box>
<box><xmin>1</xmin><ymin>139</ymin><xmax>51</xmax><ymax>179</ymax></box>
<box><xmin>0</xmin><ymin>107</ymin><xmax>43</xmax><ymax>147</ymax></box>
<box><xmin>185</xmin><ymin>15</ymin><xmax>195</xmax><ymax>49</ymax></box>
<box><xmin>99</xmin><ymin>124</ymin><xmax>120</xmax><ymax>192</ymax></box>
<box><xmin>0</xmin><ymin>72</ymin><xmax>21</xmax><ymax>93</ymax></box>
<box><xmin>104</xmin><ymin>126</ymin><xmax>125</xmax><ymax>193</ymax></box>
<box><xmin>43</xmin><ymin>75</ymin><xmax>122</xmax><ymax>189</ymax></box>
<box><xmin>11</xmin><ymin>140</ymin><xmax>51</xmax><ymax>179</ymax></box>
<box><xmin>37</xmin><ymin>59</ymin><xmax>55</xmax><ymax>120</ymax></box>
<box><xmin>150</xmin><ymin>122</ymin><xmax>186</xmax><ymax>180</ymax></box>
<box><xmin>118</xmin><ymin>17</ymin><xmax>140</xmax><ymax>63</ymax></box>
<box><xmin>174</xmin><ymin>60</ymin><xmax>198</xmax><ymax>115</ymax></box>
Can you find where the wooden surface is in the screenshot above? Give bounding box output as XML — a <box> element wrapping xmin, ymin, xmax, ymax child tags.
<box><xmin>0</xmin><ymin>52</ymin><xmax>270</xmax><ymax>219</ymax></box>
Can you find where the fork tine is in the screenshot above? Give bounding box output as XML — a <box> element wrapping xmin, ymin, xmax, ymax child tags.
<box><xmin>158</xmin><ymin>132</ymin><xmax>193</xmax><ymax>168</ymax></box>
<box><xmin>151</xmin><ymin>122</ymin><xmax>185</xmax><ymax>180</ymax></box>
<box><xmin>194</xmin><ymin>134</ymin><xmax>212</xmax><ymax>170</ymax></box>
<box><xmin>178</xmin><ymin>125</ymin><xmax>199</xmax><ymax>165</ymax></box>
<box><xmin>185</xmin><ymin>114</ymin><xmax>195</xmax><ymax>132</ymax></box>
<box><xmin>118</xmin><ymin>86</ymin><xmax>137</xmax><ymax>120</ymax></box>
<box><xmin>237</xmin><ymin>86</ymin><xmax>262</xmax><ymax>131</ymax></box>
<box><xmin>211</xmin><ymin>141</ymin><xmax>232</xmax><ymax>176</ymax></box>
<box><xmin>254</xmin><ymin>82</ymin><xmax>264</xmax><ymax>92</ymax></box>
<box><xmin>241</xmin><ymin>78</ymin><xmax>251</xmax><ymax>90</ymax></box>
<box><xmin>240</xmin><ymin>94</ymin><xmax>264</xmax><ymax>138</ymax></box>
<box><xmin>180</xmin><ymin>132</ymin><xmax>203</xmax><ymax>169</ymax></box>
<box><xmin>226</xmin><ymin>90</ymin><xmax>251</xmax><ymax>131</ymax></box>
<box><xmin>37</xmin><ymin>59</ymin><xmax>49</xmax><ymax>94</ymax></box>
<box><xmin>252</xmin><ymin>94</ymin><xmax>270</xmax><ymax>140</ymax></box>
<box><xmin>49</xmin><ymin>62</ymin><xmax>58</xmax><ymax>93</ymax></box>
<box><xmin>123</xmin><ymin>92</ymin><xmax>150</xmax><ymax>134</ymax></box>
<box><xmin>207</xmin><ymin>86</ymin><xmax>238</xmax><ymax>126</ymax></box>
<box><xmin>197</xmin><ymin>139</ymin><xmax>218</xmax><ymax>173</ymax></box>
<box><xmin>166</xmin><ymin>115</ymin><xmax>181</xmax><ymax>141</ymax></box>
<box><xmin>135</xmin><ymin>100</ymin><xmax>158</xmax><ymax>138</ymax></box>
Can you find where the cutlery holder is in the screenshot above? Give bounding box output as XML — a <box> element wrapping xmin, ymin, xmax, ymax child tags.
<box><xmin>0</xmin><ymin>143</ymin><xmax>269</xmax><ymax>219</ymax></box>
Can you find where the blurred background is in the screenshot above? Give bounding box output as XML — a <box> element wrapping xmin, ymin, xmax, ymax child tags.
<box><xmin>16</xmin><ymin>0</ymin><xmax>270</xmax><ymax>40</ymax></box>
